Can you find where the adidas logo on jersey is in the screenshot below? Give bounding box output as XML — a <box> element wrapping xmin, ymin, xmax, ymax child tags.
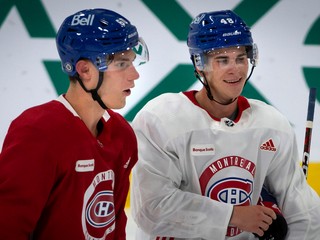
<box><xmin>124</xmin><ymin>158</ymin><xmax>131</xmax><ymax>168</ymax></box>
<box><xmin>260</xmin><ymin>139</ymin><xmax>277</xmax><ymax>152</ymax></box>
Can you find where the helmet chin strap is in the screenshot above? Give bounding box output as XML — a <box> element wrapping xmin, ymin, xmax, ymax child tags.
<box><xmin>194</xmin><ymin>65</ymin><xmax>255</xmax><ymax>106</ymax></box>
<box><xmin>75</xmin><ymin>72</ymin><xmax>108</xmax><ymax>110</ymax></box>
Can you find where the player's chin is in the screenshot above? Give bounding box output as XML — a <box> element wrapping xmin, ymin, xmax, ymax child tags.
<box><xmin>117</xmin><ymin>98</ymin><xmax>128</xmax><ymax>109</ymax></box>
<box><xmin>112</xmin><ymin>101</ymin><xmax>126</xmax><ymax>110</ymax></box>
<box><xmin>103</xmin><ymin>97</ymin><xmax>127</xmax><ymax>110</ymax></box>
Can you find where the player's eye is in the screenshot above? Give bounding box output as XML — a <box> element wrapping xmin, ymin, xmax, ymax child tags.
<box><xmin>115</xmin><ymin>61</ymin><xmax>130</xmax><ymax>69</ymax></box>
<box><xmin>236</xmin><ymin>57</ymin><xmax>246</xmax><ymax>64</ymax></box>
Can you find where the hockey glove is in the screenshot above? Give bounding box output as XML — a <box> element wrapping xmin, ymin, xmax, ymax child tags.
<box><xmin>254</xmin><ymin>186</ymin><xmax>288</xmax><ymax>240</ymax></box>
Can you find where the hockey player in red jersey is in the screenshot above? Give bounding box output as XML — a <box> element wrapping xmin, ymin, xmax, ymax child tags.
<box><xmin>0</xmin><ymin>8</ymin><xmax>148</xmax><ymax>239</ymax></box>
<box><xmin>130</xmin><ymin>10</ymin><xmax>320</xmax><ymax>239</ymax></box>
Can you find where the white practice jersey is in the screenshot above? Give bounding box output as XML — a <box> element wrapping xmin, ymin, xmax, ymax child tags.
<box><xmin>131</xmin><ymin>91</ymin><xmax>320</xmax><ymax>240</ymax></box>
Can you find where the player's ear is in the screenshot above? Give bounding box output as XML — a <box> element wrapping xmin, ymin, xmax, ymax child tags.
<box><xmin>75</xmin><ymin>60</ymin><xmax>91</xmax><ymax>80</ymax></box>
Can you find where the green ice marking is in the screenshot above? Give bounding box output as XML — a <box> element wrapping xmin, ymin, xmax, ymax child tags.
<box><xmin>303</xmin><ymin>15</ymin><xmax>320</xmax><ymax>101</ymax></box>
<box><xmin>141</xmin><ymin>0</ymin><xmax>192</xmax><ymax>41</ymax></box>
<box><xmin>304</xmin><ymin>16</ymin><xmax>320</xmax><ymax>44</ymax></box>
<box><xmin>0</xmin><ymin>0</ymin><xmax>55</xmax><ymax>37</ymax></box>
<box><xmin>242</xmin><ymin>82</ymin><xmax>269</xmax><ymax>103</ymax></box>
<box><xmin>303</xmin><ymin>68</ymin><xmax>320</xmax><ymax>102</ymax></box>
<box><xmin>43</xmin><ymin>61</ymin><xmax>69</xmax><ymax>95</ymax></box>
<box><xmin>1</xmin><ymin>0</ymin><xmax>61</xmax><ymax>95</ymax></box>
<box><xmin>233</xmin><ymin>0</ymin><xmax>280</xmax><ymax>27</ymax></box>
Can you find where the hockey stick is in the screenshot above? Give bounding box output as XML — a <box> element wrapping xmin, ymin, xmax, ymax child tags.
<box><xmin>302</xmin><ymin>87</ymin><xmax>317</xmax><ymax>179</ymax></box>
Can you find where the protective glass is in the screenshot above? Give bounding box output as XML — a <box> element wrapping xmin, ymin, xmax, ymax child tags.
<box><xmin>204</xmin><ymin>47</ymin><xmax>248</xmax><ymax>72</ymax></box>
<box><xmin>94</xmin><ymin>37</ymin><xmax>149</xmax><ymax>72</ymax></box>
<box><xmin>132</xmin><ymin>37</ymin><xmax>149</xmax><ymax>67</ymax></box>
<box><xmin>202</xmin><ymin>44</ymin><xmax>258</xmax><ymax>72</ymax></box>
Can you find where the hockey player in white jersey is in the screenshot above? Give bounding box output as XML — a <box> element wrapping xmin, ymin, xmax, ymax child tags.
<box><xmin>131</xmin><ymin>10</ymin><xmax>320</xmax><ymax>240</ymax></box>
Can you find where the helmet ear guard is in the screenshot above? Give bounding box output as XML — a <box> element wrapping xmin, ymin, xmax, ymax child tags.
<box><xmin>247</xmin><ymin>43</ymin><xmax>259</xmax><ymax>67</ymax></box>
<box><xmin>192</xmin><ymin>53</ymin><xmax>205</xmax><ymax>71</ymax></box>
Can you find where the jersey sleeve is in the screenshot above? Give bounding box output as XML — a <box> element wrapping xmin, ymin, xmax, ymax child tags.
<box><xmin>0</xmin><ymin>119</ymin><xmax>57</xmax><ymax>238</ymax></box>
<box><xmin>131</xmin><ymin>109</ymin><xmax>233</xmax><ymax>239</ymax></box>
<box><xmin>265</xmin><ymin>127</ymin><xmax>320</xmax><ymax>239</ymax></box>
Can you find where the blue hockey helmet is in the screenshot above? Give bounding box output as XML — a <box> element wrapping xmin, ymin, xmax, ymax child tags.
<box><xmin>56</xmin><ymin>8</ymin><xmax>149</xmax><ymax>76</ymax></box>
<box><xmin>187</xmin><ymin>10</ymin><xmax>258</xmax><ymax>70</ymax></box>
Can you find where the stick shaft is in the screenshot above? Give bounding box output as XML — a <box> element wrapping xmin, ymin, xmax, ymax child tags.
<box><xmin>302</xmin><ymin>88</ymin><xmax>316</xmax><ymax>178</ymax></box>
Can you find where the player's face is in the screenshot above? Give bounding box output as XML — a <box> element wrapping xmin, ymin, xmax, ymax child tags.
<box><xmin>203</xmin><ymin>46</ymin><xmax>249</xmax><ymax>104</ymax></box>
<box><xmin>99</xmin><ymin>50</ymin><xmax>139</xmax><ymax>109</ymax></box>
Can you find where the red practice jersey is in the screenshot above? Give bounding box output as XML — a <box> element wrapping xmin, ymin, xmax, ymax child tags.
<box><xmin>0</xmin><ymin>96</ymin><xmax>137</xmax><ymax>239</ymax></box>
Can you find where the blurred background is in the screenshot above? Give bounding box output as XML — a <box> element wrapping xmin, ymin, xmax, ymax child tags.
<box><xmin>1</xmin><ymin>1</ymin><xmax>319</xmax><ymax>238</ymax></box>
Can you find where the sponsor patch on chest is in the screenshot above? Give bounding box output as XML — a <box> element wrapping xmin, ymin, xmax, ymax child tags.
<box><xmin>191</xmin><ymin>144</ymin><xmax>215</xmax><ymax>156</ymax></box>
<box><xmin>75</xmin><ymin>159</ymin><xmax>95</xmax><ymax>172</ymax></box>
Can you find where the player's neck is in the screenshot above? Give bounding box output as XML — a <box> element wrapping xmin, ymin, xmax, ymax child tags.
<box><xmin>65</xmin><ymin>86</ymin><xmax>104</xmax><ymax>137</ymax></box>
<box><xmin>195</xmin><ymin>89</ymin><xmax>238</xmax><ymax>119</ymax></box>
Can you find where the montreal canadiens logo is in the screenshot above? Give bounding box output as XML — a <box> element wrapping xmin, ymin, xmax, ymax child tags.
<box><xmin>207</xmin><ymin>178</ymin><xmax>253</xmax><ymax>205</ymax></box>
<box><xmin>207</xmin><ymin>178</ymin><xmax>253</xmax><ymax>237</ymax></box>
<box><xmin>86</xmin><ymin>191</ymin><xmax>115</xmax><ymax>228</ymax></box>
